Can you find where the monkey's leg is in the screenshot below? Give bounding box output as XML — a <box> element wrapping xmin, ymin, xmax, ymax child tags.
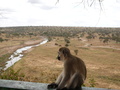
<box><xmin>66</xmin><ymin>73</ymin><xmax>83</xmax><ymax>89</ymax></box>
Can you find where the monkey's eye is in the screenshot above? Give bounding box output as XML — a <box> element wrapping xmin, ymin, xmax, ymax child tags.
<box><xmin>58</xmin><ymin>52</ymin><xmax>60</xmax><ymax>55</ymax></box>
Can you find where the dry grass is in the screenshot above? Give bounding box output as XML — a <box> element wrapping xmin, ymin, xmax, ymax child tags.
<box><xmin>5</xmin><ymin>37</ymin><xmax>120</xmax><ymax>89</ymax></box>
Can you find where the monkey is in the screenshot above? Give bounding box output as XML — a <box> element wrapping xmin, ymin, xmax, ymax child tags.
<box><xmin>47</xmin><ymin>47</ymin><xmax>87</xmax><ymax>90</ymax></box>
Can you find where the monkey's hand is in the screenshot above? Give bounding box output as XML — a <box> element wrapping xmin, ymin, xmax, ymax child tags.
<box><xmin>47</xmin><ymin>82</ymin><xmax>58</xmax><ymax>89</ymax></box>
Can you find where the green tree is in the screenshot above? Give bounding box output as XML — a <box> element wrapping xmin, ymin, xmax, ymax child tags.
<box><xmin>0</xmin><ymin>37</ymin><xmax>4</xmax><ymax>42</ymax></box>
<box><xmin>103</xmin><ymin>38</ymin><xmax>109</xmax><ymax>44</ymax></box>
<box><xmin>74</xmin><ymin>50</ymin><xmax>79</xmax><ymax>55</ymax></box>
<box><xmin>65</xmin><ymin>43</ymin><xmax>69</xmax><ymax>47</ymax></box>
<box><xmin>48</xmin><ymin>36</ymin><xmax>52</xmax><ymax>42</ymax></box>
<box><xmin>86</xmin><ymin>35</ymin><xmax>93</xmax><ymax>41</ymax></box>
<box><xmin>64</xmin><ymin>38</ymin><xmax>70</xmax><ymax>43</ymax></box>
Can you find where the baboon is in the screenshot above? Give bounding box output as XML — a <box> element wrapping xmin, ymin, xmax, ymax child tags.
<box><xmin>48</xmin><ymin>47</ymin><xmax>87</xmax><ymax>90</ymax></box>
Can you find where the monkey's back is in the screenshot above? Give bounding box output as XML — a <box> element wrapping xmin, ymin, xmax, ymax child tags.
<box><xmin>71</xmin><ymin>56</ymin><xmax>87</xmax><ymax>80</ymax></box>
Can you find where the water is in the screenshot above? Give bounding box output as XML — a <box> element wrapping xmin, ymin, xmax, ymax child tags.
<box><xmin>3</xmin><ymin>39</ymin><xmax>48</xmax><ymax>70</ymax></box>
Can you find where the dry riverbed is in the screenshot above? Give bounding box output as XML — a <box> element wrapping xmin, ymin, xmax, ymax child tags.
<box><xmin>0</xmin><ymin>36</ymin><xmax>45</xmax><ymax>69</ymax></box>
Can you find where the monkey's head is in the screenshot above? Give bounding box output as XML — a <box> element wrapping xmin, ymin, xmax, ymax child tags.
<box><xmin>57</xmin><ymin>47</ymin><xmax>71</xmax><ymax>61</ymax></box>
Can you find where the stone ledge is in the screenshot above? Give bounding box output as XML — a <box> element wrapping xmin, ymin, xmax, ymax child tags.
<box><xmin>0</xmin><ymin>79</ymin><xmax>118</xmax><ymax>90</ymax></box>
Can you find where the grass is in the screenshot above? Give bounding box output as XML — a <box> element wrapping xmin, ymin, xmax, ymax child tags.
<box><xmin>0</xmin><ymin>68</ymin><xmax>25</xmax><ymax>80</ymax></box>
<box><xmin>0</xmin><ymin>36</ymin><xmax>120</xmax><ymax>89</ymax></box>
<box><xmin>98</xmin><ymin>76</ymin><xmax>120</xmax><ymax>84</ymax></box>
<box><xmin>0</xmin><ymin>53</ymin><xmax>11</xmax><ymax>67</ymax></box>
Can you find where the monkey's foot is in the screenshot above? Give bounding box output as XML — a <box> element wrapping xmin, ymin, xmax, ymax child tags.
<box><xmin>47</xmin><ymin>83</ymin><xmax>58</xmax><ymax>89</ymax></box>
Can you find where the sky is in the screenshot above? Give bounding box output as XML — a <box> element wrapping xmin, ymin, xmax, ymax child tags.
<box><xmin>0</xmin><ymin>0</ymin><xmax>120</xmax><ymax>27</ymax></box>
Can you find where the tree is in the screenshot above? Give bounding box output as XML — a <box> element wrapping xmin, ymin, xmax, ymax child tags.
<box><xmin>48</xmin><ymin>36</ymin><xmax>52</xmax><ymax>42</ymax></box>
<box><xmin>86</xmin><ymin>35</ymin><xmax>93</xmax><ymax>41</ymax></box>
<box><xmin>0</xmin><ymin>37</ymin><xmax>4</xmax><ymax>42</ymax></box>
<box><xmin>65</xmin><ymin>43</ymin><xmax>69</xmax><ymax>47</ymax></box>
<box><xmin>57</xmin><ymin>0</ymin><xmax>103</xmax><ymax>7</ymax></box>
<box><xmin>64</xmin><ymin>38</ymin><xmax>70</xmax><ymax>43</ymax></box>
<box><xmin>74</xmin><ymin>50</ymin><xmax>79</xmax><ymax>55</ymax></box>
<box><xmin>103</xmin><ymin>38</ymin><xmax>109</xmax><ymax>44</ymax></box>
<box><xmin>99</xmin><ymin>36</ymin><xmax>103</xmax><ymax>42</ymax></box>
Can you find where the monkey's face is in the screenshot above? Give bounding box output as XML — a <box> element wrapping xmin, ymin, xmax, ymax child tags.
<box><xmin>57</xmin><ymin>51</ymin><xmax>65</xmax><ymax>61</ymax></box>
<box><xmin>57</xmin><ymin>47</ymin><xmax>71</xmax><ymax>62</ymax></box>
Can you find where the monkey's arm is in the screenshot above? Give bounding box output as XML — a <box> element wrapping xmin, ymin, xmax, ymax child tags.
<box><xmin>57</xmin><ymin>67</ymin><xmax>70</xmax><ymax>89</ymax></box>
<box><xmin>47</xmin><ymin>72</ymin><xmax>63</xmax><ymax>89</ymax></box>
<box><xmin>55</xmin><ymin>71</ymin><xmax>63</xmax><ymax>85</ymax></box>
<box><xmin>57</xmin><ymin>75</ymin><xmax>69</xmax><ymax>89</ymax></box>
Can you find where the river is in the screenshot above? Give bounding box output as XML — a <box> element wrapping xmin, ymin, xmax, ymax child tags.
<box><xmin>3</xmin><ymin>39</ymin><xmax>48</xmax><ymax>70</ymax></box>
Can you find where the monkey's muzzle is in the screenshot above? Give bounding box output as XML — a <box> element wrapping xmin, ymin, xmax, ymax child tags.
<box><xmin>57</xmin><ymin>56</ymin><xmax>60</xmax><ymax>60</ymax></box>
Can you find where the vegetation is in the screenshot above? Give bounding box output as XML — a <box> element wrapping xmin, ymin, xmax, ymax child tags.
<box><xmin>0</xmin><ymin>53</ymin><xmax>11</xmax><ymax>67</ymax></box>
<box><xmin>0</xmin><ymin>26</ymin><xmax>120</xmax><ymax>44</ymax></box>
<box><xmin>0</xmin><ymin>37</ymin><xmax>4</xmax><ymax>42</ymax></box>
<box><xmin>48</xmin><ymin>36</ymin><xmax>52</xmax><ymax>42</ymax></box>
<box><xmin>64</xmin><ymin>38</ymin><xmax>70</xmax><ymax>43</ymax></box>
<box><xmin>0</xmin><ymin>68</ymin><xmax>25</xmax><ymax>80</ymax></box>
<box><xmin>0</xmin><ymin>26</ymin><xmax>120</xmax><ymax>89</ymax></box>
<box><xmin>74</xmin><ymin>49</ymin><xmax>79</xmax><ymax>55</ymax></box>
<box><xmin>89</xmin><ymin>78</ymin><xmax>96</xmax><ymax>87</ymax></box>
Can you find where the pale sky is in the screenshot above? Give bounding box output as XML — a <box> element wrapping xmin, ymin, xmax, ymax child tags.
<box><xmin>0</xmin><ymin>0</ymin><xmax>120</xmax><ymax>27</ymax></box>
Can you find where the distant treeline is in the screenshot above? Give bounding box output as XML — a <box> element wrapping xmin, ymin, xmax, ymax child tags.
<box><xmin>0</xmin><ymin>26</ymin><xmax>120</xmax><ymax>43</ymax></box>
